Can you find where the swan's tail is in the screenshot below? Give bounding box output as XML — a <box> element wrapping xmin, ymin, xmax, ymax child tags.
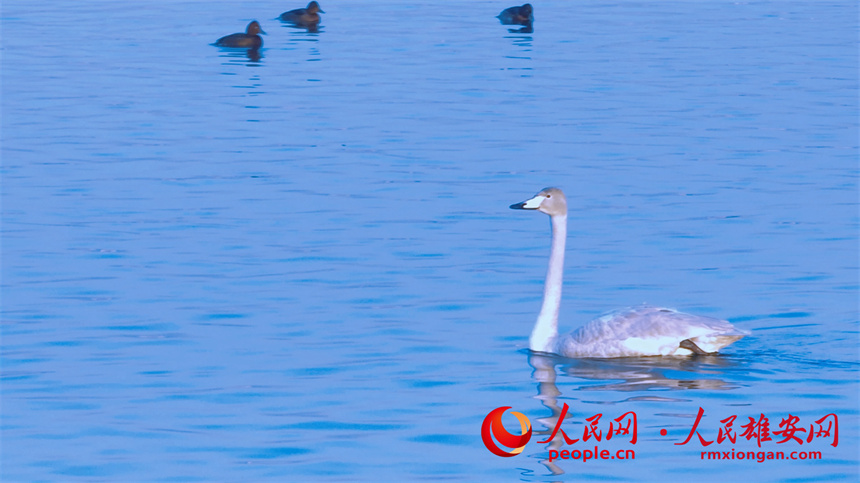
<box><xmin>692</xmin><ymin>327</ymin><xmax>750</xmax><ymax>353</ymax></box>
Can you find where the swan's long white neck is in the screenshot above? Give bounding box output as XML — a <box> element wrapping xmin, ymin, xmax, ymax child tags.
<box><xmin>530</xmin><ymin>214</ymin><xmax>566</xmax><ymax>352</ymax></box>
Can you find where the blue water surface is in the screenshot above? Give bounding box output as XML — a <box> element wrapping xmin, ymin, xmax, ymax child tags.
<box><xmin>2</xmin><ymin>1</ymin><xmax>858</xmax><ymax>481</ymax></box>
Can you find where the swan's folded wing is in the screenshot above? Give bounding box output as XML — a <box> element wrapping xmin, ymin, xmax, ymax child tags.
<box><xmin>560</xmin><ymin>306</ymin><xmax>749</xmax><ymax>357</ymax></box>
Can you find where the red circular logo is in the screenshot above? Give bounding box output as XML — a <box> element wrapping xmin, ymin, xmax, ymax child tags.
<box><xmin>481</xmin><ymin>406</ymin><xmax>532</xmax><ymax>457</ymax></box>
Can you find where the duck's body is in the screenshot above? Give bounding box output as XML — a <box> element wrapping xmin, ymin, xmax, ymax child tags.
<box><xmin>511</xmin><ymin>188</ymin><xmax>748</xmax><ymax>358</ymax></box>
<box><xmin>280</xmin><ymin>1</ymin><xmax>324</xmax><ymax>27</ymax></box>
<box><xmin>497</xmin><ymin>4</ymin><xmax>534</xmax><ymax>26</ymax></box>
<box><xmin>215</xmin><ymin>21</ymin><xmax>265</xmax><ymax>49</ymax></box>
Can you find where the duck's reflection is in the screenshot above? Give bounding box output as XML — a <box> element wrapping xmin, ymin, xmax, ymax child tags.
<box><xmin>507</xmin><ymin>25</ymin><xmax>533</xmax><ymax>34</ymax></box>
<box><xmin>527</xmin><ymin>352</ymin><xmax>741</xmax><ymax>475</ymax></box>
<box><xmin>505</xmin><ymin>35</ymin><xmax>533</xmax><ymax>50</ymax></box>
<box><xmin>282</xmin><ymin>23</ymin><xmax>322</xmax><ymax>34</ymax></box>
<box><xmin>218</xmin><ymin>48</ymin><xmax>263</xmax><ymax>64</ymax></box>
<box><xmin>244</xmin><ymin>48</ymin><xmax>262</xmax><ymax>63</ymax></box>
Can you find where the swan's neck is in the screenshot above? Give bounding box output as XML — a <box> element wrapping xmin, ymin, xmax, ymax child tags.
<box><xmin>530</xmin><ymin>214</ymin><xmax>566</xmax><ymax>353</ymax></box>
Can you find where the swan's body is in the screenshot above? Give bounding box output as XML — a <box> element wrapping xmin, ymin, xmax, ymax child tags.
<box><xmin>511</xmin><ymin>187</ymin><xmax>748</xmax><ymax>358</ymax></box>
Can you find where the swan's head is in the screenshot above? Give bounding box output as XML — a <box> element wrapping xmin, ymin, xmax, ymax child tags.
<box><xmin>510</xmin><ymin>187</ymin><xmax>567</xmax><ymax>216</ymax></box>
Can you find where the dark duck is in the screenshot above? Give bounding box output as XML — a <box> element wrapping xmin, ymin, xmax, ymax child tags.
<box><xmin>215</xmin><ymin>21</ymin><xmax>265</xmax><ymax>49</ymax></box>
<box><xmin>497</xmin><ymin>4</ymin><xmax>534</xmax><ymax>32</ymax></box>
<box><xmin>280</xmin><ymin>1</ymin><xmax>325</xmax><ymax>28</ymax></box>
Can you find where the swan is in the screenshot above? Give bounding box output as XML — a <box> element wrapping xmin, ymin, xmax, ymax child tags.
<box><xmin>510</xmin><ymin>187</ymin><xmax>749</xmax><ymax>358</ymax></box>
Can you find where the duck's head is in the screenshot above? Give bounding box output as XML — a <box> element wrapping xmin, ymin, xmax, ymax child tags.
<box><xmin>246</xmin><ymin>21</ymin><xmax>266</xmax><ymax>35</ymax></box>
<box><xmin>520</xmin><ymin>4</ymin><xmax>534</xmax><ymax>15</ymax></box>
<box><xmin>510</xmin><ymin>187</ymin><xmax>567</xmax><ymax>216</ymax></box>
<box><xmin>307</xmin><ymin>1</ymin><xmax>324</xmax><ymax>14</ymax></box>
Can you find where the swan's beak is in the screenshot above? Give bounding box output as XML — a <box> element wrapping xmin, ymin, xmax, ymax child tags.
<box><xmin>510</xmin><ymin>194</ymin><xmax>544</xmax><ymax>210</ymax></box>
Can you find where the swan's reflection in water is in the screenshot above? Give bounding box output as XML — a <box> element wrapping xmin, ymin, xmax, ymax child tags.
<box><xmin>527</xmin><ymin>352</ymin><xmax>743</xmax><ymax>476</ymax></box>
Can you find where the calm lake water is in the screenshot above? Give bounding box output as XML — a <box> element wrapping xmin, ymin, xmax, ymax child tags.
<box><xmin>2</xmin><ymin>1</ymin><xmax>858</xmax><ymax>481</ymax></box>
